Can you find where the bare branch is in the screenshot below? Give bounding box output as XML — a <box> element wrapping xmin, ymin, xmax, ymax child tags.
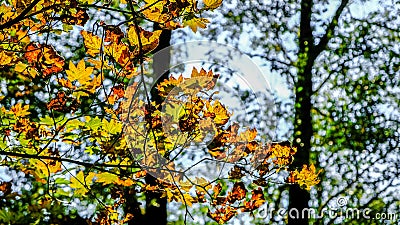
<box><xmin>314</xmin><ymin>0</ymin><xmax>349</xmax><ymax>55</ymax></box>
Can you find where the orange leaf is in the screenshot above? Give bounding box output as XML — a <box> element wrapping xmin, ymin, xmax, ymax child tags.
<box><xmin>227</xmin><ymin>182</ymin><xmax>246</xmax><ymax>203</ymax></box>
<box><xmin>208</xmin><ymin>206</ymin><xmax>237</xmax><ymax>224</ymax></box>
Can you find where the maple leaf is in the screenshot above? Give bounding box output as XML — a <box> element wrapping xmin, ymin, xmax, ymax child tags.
<box><xmin>213</xmin><ymin>183</ymin><xmax>222</xmax><ymax>198</ymax></box>
<box><xmin>166</xmin><ymin>187</ymin><xmax>195</xmax><ymax>206</ymax></box>
<box><xmin>242</xmin><ymin>188</ymin><xmax>266</xmax><ymax>212</ymax></box>
<box><xmin>62</xmin><ymin>8</ymin><xmax>89</xmax><ymax>26</ymax></box>
<box><xmin>11</xmin><ymin>103</ymin><xmax>30</xmax><ymax>117</ymax></box>
<box><xmin>29</xmin><ymin>158</ymin><xmax>62</xmax><ymax>182</ymax></box>
<box><xmin>102</xmin><ymin>116</ymin><xmax>123</xmax><ymax>135</ymax></box>
<box><xmin>41</xmin><ymin>45</ymin><xmax>65</xmax><ymax>75</ymax></box>
<box><xmin>0</xmin><ymin>4</ymin><xmax>15</xmax><ymax>22</ymax></box>
<box><xmin>194</xmin><ymin>117</ymin><xmax>217</xmax><ymax>142</ymax></box>
<box><xmin>179</xmin><ymin>179</ymin><xmax>193</xmax><ymax>192</ymax></box>
<box><xmin>57</xmin><ymin>78</ymin><xmax>75</xmax><ymax>89</ymax></box>
<box><xmin>0</xmin><ymin>50</ymin><xmax>14</xmax><ymax>66</ymax></box>
<box><xmin>25</xmin><ymin>42</ymin><xmax>41</xmax><ymax>63</ymax></box>
<box><xmin>142</xmin><ymin>0</ymin><xmax>166</xmax><ymax>23</ymax></box>
<box><xmin>116</xmin><ymin>178</ymin><xmax>135</xmax><ymax>186</ymax></box>
<box><xmin>70</xmin><ymin>171</ymin><xmax>95</xmax><ymax>196</ymax></box>
<box><xmin>104</xmin><ymin>42</ymin><xmax>130</xmax><ymax>66</ymax></box>
<box><xmin>203</xmin><ymin>0</ymin><xmax>223</xmax><ymax>9</ymax></box>
<box><xmin>47</xmin><ymin>91</ymin><xmax>79</xmax><ymax>113</ymax></box>
<box><xmin>104</xmin><ymin>26</ymin><xmax>124</xmax><ymax>43</ymax></box>
<box><xmin>157</xmin><ymin>75</ymin><xmax>185</xmax><ymax>97</ymax></box>
<box><xmin>81</xmin><ymin>30</ymin><xmax>102</xmax><ymax>56</ymax></box>
<box><xmin>205</xmin><ymin>100</ymin><xmax>231</xmax><ymax>125</ymax></box>
<box><xmin>183</xmin><ymin>17</ymin><xmax>210</xmax><ymax>33</ymax></box>
<box><xmin>227</xmin><ymin>182</ymin><xmax>246</xmax><ymax>203</ymax></box>
<box><xmin>208</xmin><ymin>206</ymin><xmax>237</xmax><ymax>224</ymax></box>
<box><xmin>24</xmin><ymin>43</ymin><xmax>65</xmax><ymax>77</ymax></box>
<box><xmin>165</xmin><ymin>101</ymin><xmax>185</xmax><ymax>123</ymax></box>
<box><xmin>237</xmin><ymin>128</ymin><xmax>257</xmax><ymax>142</ymax></box>
<box><xmin>66</xmin><ymin>60</ymin><xmax>93</xmax><ymax>85</ymax></box>
<box><xmin>182</xmin><ymin>193</ymin><xmax>195</xmax><ymax>206</ymax></box>
<box><xmin>290</xmin><ymin>164</ymin><xmax>322</xmax><ymax>190</ymax></box>
<box><xmin>128</xmin><ymin>26</ymin><xmax>162</xmax><ymax>54</ymax></box>
<box><xmin>85</xmin><ymin>116</ymin><xmax>103</xmax><ymax>130</ymax></box>
<box><xmin>95</xmin><ymin>172</ymin><xmax>119</xmax><ymax>185</ymax></box>
<box><xmin>269</xmin><ymin>143</ymin><xmax>297</xmax><ymax>169</ymax></box>
<box><xmin>195</xmin><ymin>177</ymin><xmax>212</xmax><ymax>191</ymax></box>
<box><xmin>228</xmin><ymin>166</ymin><xmax>245</xmax><ymax>179</ymax></box>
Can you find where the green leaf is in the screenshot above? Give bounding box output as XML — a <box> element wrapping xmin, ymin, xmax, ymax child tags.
<box><xmin>85</xmin><ymin>116</ymin><xmax>102</xmax><ymax>130</ymax></box>
<box><xmin>102</xmin><ymin>117</ymin><xmax>122</xmax><ymax>135</ymax></box>
<box><xmin>54</xmin><ymin>177</ymin><xmax>70</xmax><ymax>185</ymax></box>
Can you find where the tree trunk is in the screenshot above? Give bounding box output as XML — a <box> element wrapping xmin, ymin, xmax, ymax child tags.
<box><xmin>288</xmin><ymin>0</ymin><xmax>314</xmax><ymax>224</ymax></box>
<box><xmin>143</xmin><ymin>24</ymin><xmax>171</xmax><ymax>225</ymax></box>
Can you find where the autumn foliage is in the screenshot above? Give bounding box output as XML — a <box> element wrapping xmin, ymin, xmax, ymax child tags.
<box><xmin>0</xmin><ymin>0</ymin><xmax>321</xmax><ymax>224</ymax></box>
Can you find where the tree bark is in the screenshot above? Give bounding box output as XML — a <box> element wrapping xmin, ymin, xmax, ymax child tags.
<box><xmin>288</xmin><ymin>0</ymin><xmax>314</xmax><ymax>224</ymax></box>
<box><xmin>288</xmin><ymin>0</ymin><xmax>348</xmax><ymax>223</ymax></box>
<box><xmin>143</xmin><ymin>23</ymin><xmax>171</xmax><ymax>225</ymax></box>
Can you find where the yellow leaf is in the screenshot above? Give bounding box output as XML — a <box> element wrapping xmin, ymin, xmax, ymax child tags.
<box><xmin>203</xmin><ymin>0</ymin><xmax>223</xmax><ymax>9</ymax></box>
<box><xmin>183</xmin><ymin>17</ymin><xmax>210</xmax><ymax>33</ymax></box>
<box><xmin>66</xmin><ymin>60</ymin><xmax>93</xmax><ymax>85</ymax></box>
<box><xmin>195</xmin><ymin>117</ymin><xmax>217</xmax><ymax>142</ymax></box>
<box><xmin>0</xmin><ymin>4</ymin><xmax>15</xmax><ymax>23</ymax></box>
<box><xmin>27</xmin><ymin>67</ymin><xmax>38</xmax><ymax>78</ymax></box>
<box><xmin>142</xmin><ymin>0</ymin><xmax>166</xmax><ymax>23</ymax></box>
<box><xmin>29</xmin><ymin>158</ymin><xmax>62</xmax><ymax>181</ymax></box>
<box><xmin>238</xmin><ymin>128</ymin><xmax>257</xmax><ymax>142</ymax></box>
<box><xmin>127</xmin><ymin>26</ymin><xmax>162</xmax><ymax>52</ymax></box>
<box><xmin>179</xmin><ymin>179</ymin><xmax>193</xmax><ymax>192</ymax></box>
<box><xmin>182</xmin><ymin>193</ymin><xmax>194</xmax><ymax>207</ymax></box>
<box><xmin>195</xmin><ymin>177</ymin><xmax>212</xmax><ymax>191</ymax></box>
<box><xmin>11</xmin><ymin>103</ymin><xmax>30</xmax><ymax>117</ymax></box>
<box><xmin>70</xmin><ymin>171</ymin><xmax>95</xmax><ymax>196</ymax></box>
<box><xmin>102</xmin><ymin>116</ymin><xmax>123</xmax><ymax>135</ymax></box>
<box><xmin>14</xmin><ymin>62</ymin><xmax>28</xmax><ymax>72</ymax></box>
<box><xmin>81</xmin><ymin>30</ymin><xmax>102</xmax><ymax>56</ymax></box>
<box><xmin>104</xmin><ymin>42</ymin><xmax>130</xmax><ymax>65</ymax></box>
<box><xmin>95</xmin><ymin>172</ymin><xmax>119</xmax><ymax>185</ymax></box>
<box><xmin>165</xmin><ymin>101</ymin><xmax>185</xmax><ymax>123</ymax></box>
<box><xmin>292</xmin><ymin>164</ymin><xmax>322</xmax><ymax>190</ymax></box>
<box><xmin>205</xmin><ymin>100</ymin><xmax>230</xmax><ymax>125</ymax></box>
<box><xmin>157</xmin><ymin>75</ymin><xmax>185</xmax><ymax>97</ymax></box>
<box><xmin>0</xmin><ymin>50</ymin><xmax>14</xmax><ymax>66</ymax></box>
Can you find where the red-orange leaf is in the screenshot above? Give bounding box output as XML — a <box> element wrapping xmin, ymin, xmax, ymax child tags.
<box><xmin>227</xmin><ymin>182</ymin><xmax>246</xmax><ymax>203</ymax></box>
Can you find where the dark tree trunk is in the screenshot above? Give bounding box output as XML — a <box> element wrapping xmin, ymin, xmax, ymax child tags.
<box><xmin>143</xmin><ymin>23</ymin><xmax>171</xmax><ymax>225</ymax></box>
<box><xmin>288</xmin><ymin>0</ymin><xmax>348</xmax><ymax>223</ymax></box>
<box><xmin>288</xmin><ymin>0</ymin><xmax>314</xmax><ymax>224</ymax></box>
<box><xmin>126</xmin><ymin>188</ymin><xmax>145</xmax><ymax>225</ymax></box>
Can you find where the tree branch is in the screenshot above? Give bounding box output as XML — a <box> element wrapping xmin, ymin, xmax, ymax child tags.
<box><xmin>0</xmin><ymin>150</ymin><xmax>141</xmax><ymax>169</ymax></box>
<box><xmin>0</xmin><ymin>0</ymin><xmax>41</xmax><ymax>30</ymax></box>
<box><xmin>314</xmin><ymin>0</ymin><xmax>349</xmax><ymax>55</ymax></box>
